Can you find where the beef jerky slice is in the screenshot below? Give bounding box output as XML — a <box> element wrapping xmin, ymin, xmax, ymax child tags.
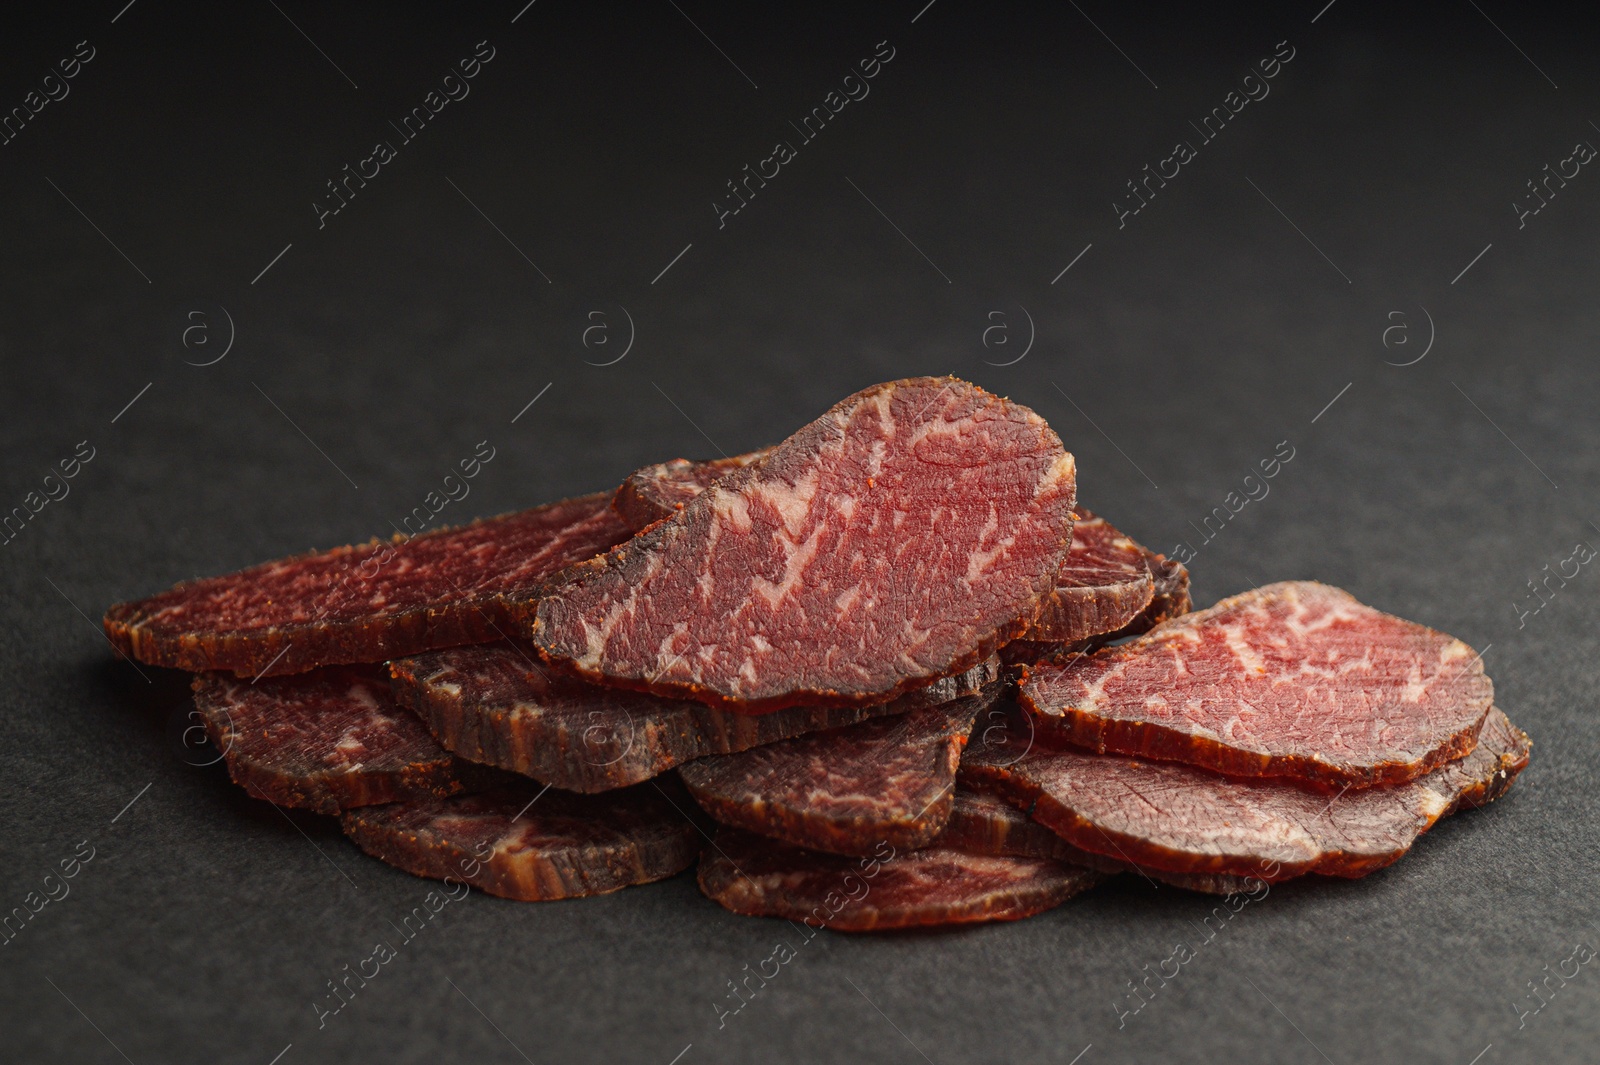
<box><xmin>962</xmin><ymin>706</ymin><xmax>1530</xmax><ymax>881</ymax></box>
<box><xmin>1021</xmin><ymin>509</ymin><xmax>1154</xmax><ymax>641</ymax></box>
<box><xmin>341</xmin><ymin>783</ymin><xmax>699</xmax><ymax>901</ymax></box>
<box><xmin>193</xmin><ymin>668</ymin><xmax>481</xmax><ymax>815</ymax></box>
<box><xmin>621</xmin><ymin>457</ymin><xmax>1164</xmax><ymax>660</ymax></box>
<box><xmin>697</xmin><ymin>827</ymin><xmax>1099</xmax><ymax>931</ymax></box>
<box><xmin>525</xmin><ymin>377</ymin><xmax>1077</xmax><ymax>713</ymax></box>
<box><xmin>612</xmin><ymin>449</ymin><xmax>773</xmax><ymax>531</ymax></box>
<box><xmin>104</xmin><ymin>493</ymin><xmax>630</xmax><ymax>677</ymax></box>
<box><xmin>1022</xmin><ymin>581</ymin><xmax>1494</xmax><ymax>789</ymax></box>
<box><xmin>390</xmin><ymin>644</ymin><xmax>999</xmax><ymax>793</ymax></box>
<box><xmin>679</xmin><ymin>691</ymin><xmax>993</xmax><ymax>856</ymax></box>
<box><xmin>942</xmin><ymin>785</ymin><xmax>1260</xmax><ymax>895</ymax></box>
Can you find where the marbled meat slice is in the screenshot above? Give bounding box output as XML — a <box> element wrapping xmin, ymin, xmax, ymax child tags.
<box><xmin>341</xmin><ymin>782</ymin><xmax>699</xmax><ymax>901</ymax></box>
<box><xmin>612</xmin><ymin>449</ymin><xmax>773</xmax><ymax>531</ymax></box>
<box><xmin>618</xmin><ymin>457</ymin><xmax>1167</xmax><ymax>658</ymax></box>
<box><xmin>1021</xmin><ymin>509</ymin><xmax>1154</xmax><ymax>641</ymax></box>
<box><xmin>941</xmin><ymin>785</ymin><xmax>1260</xmax><ymax>895</ymax></box>
<box><xmin>961</xmin><ymin>705</ymin><xmax>1530</xmax><ymax>880</ymax></box>
<box><xmin>104</xmin><ymin>493</ymin><xmax>630</xmax><ymax>677</ymax></box>
<box><xmin>192</xmin><ymin>667</ymin><xmax>483</xmax><ymax>815</ymax></box>
<box><xmin>697</xmin><ymin>826</ymin><xmax>1099</xmax><ymax>931</ymax></box>
<box><xmin>679</xmin><ymin>691</ymin><xmax>993</xmax><ymax>856</ymax></box>
<box><xmin>524</xmin><ymin>377</ymin><xmax>1078</xmax><ymax>712</ymax></box>
<box><xmin>390</xmin><ymin>644</ymin><xmax>999</xmax><ymax>793</ymax></box>
<box><xmin>1022</xmin><ymin>581</ymin><xmax>1493</xmax><ymax>788</ymax></box>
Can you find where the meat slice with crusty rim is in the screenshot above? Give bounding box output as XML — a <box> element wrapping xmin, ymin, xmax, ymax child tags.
<box><xmin>942</xmin><ymin>785</ymin><xmax>1264</xmax><ymax>896</ymax></box>
<box><xmin>523</xmin><ymin>377</ymin><xmax>1078</xmax><ymax>713</ymax></box>
<box><xmin>103</xmin><ymin>493</ymin><xmax>631</xmax><ymax>678</ymax></box>
<box><xmin>341</xmin><ymin>782</ymin><xmax>700</xmax><ymax>901</ymax></box>
<box><xmin>389</xmin><ymin>643</ymin><xmax>999</xmax><ymax>793</ymax></box>
<box><xmin>192</xmin><ymin>667</ymin><xmax>489</xmax><ymax>815</ymax></box>
<box><xmin>961</xmin><ymin>705</ymin><xmax>1530</xmax><ymax>881</ymax></box>
<box><xmin>612</xmin><ymin>449</ymin><xmax>773</xmax><ymax>531</ymax></box>
<box><xmin>618</xmin><ymin>452</ymin><xmax>1170</xmax><ymax>659</ymax></box>
<box><xmin>697</xmin><ymin>826</ymin><xmax>1100</xmax><ymax>931</ymax></box>
<box><xmin>1021</xmin><ymin>581</ymin><xmax>1494</xmax><ymax>789</ymax></box>
<box><xmin>1022</xmin><ymin>509</ymin><xmax>1154</xmax><ymax>642</ymax></box>
<box><xmin>680</xmin><ymin>689</ymin><xmax>994</xmax><ymax>856</ymax></box>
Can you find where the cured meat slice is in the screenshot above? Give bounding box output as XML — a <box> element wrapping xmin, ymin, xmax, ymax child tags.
<box><xmin>1021</xmin><ymin>509</ymin><xmax>1154</xmax><ymax>642</ymax></box>
<box><xmin>1021</xmin><ymin>581</ymin><xmax>1493</xmax><ymax>788</ymax></box>
<box><xmin>612</xmin><ymin>449</ymin><xmax>773</xmax><ymax>531</ymax></box>
<box><xmin>942</xmin><ymin>785</ymin><xmax>1260</xmax><ymax>895</ymax></box>
<box><xmin>618</xmin><ymin>458</ymin><xmax>1168</xmax><ymax>659</ymax></box>
<box><xmin>192</xmin><ymin>667</ymin><xmax>484</xmax><ymax>815</ymax></box>
<box><xmin>389</xmin><ymin>644</ymin><xmax>999</xmax><ymax>793</ymax></box>
<box><xmin>104</xmin><ymin>493</ymin><xmax>630</xmax><ymax>677</ymax></box>
<box><xmin>697</xmin><ymin>827</ymin><xmax>1099</xmax><ymax>931</ymax></box>
<box><xmin>678</xmin><ymin>691</ymin><xmax>993</xmax><ymax>855</ymax></box>
<box><xmin>961</xmin><ymin>705</ymin><xmax>1530</xmax><ymax>880</ymax></box>
<box><xmin>524</xmin><ymin>377</ymin><xmax>1078</xmax><ymax>712</ymax></box>
<box><xmin>340</xmin><ymin>782</ymin><xmax>699</xmax><ymax>901</ymax></box>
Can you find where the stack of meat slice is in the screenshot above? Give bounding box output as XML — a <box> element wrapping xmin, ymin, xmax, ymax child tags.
<box><xmin>958</xmin><ymin>582</ymin><xmax>1531</xmax><ymax>892</ymax></box>
<box><xmin>100</xmin><ymin>375</ymin><xmax>1529</xmax><ymax>926</ymax></box>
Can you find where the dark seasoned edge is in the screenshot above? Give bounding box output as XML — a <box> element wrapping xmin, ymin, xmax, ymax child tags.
<box><xmin>947</xmin><ymin>782</ymin><xmax>1265</xmax><ymax>895</ymax></box>
<box><xmin>695</xmin><ymin>832</ymin><xmax>1100</xmax><ymax>931</ymax></box>
<box><xmin>522</xmin><ymin>380</ymin><xmax>1076</xmax><ymax>714</ymax></box>
<box><xmin>102</xmin><ymin>493</ymin><xmax>617</xmax><ymax>678</ymax></box>
<box><xmin>1100</xmin><ymin>548</ymin><xmax>1192</xmax><ymax>643</ymax></box>
<box><xmin>963</xmin><ymin>709</ymin><xmax>1531</xmax><ymax>881</ymax></box>
<box><xmin>340</xmin><ymin>804</ymin><xmax>701</xmax><ymax>902</ymax></box>
<box><xmin>191</xmin><ymin>674</ymin><xmax>468</xmax><ymax>815</ymax></box>
<box><xmin>1019</xmin><ymin>510</ymin><xmax>1155</xmax><ymax>644</ymax></box>
<box><xmin>1017</xmin><ymin>677</ymin><xmax>1494</xmax><ymax>791</ymax></box>
<box><xmin>681</xmin><ymin>690</ymin><xmax>994</xmax><ymax>857</ymax></box>
<box><xmin>390</xmin><ymin>651</ymin><xmax>1000</xmax><ymax>794</ymax></box>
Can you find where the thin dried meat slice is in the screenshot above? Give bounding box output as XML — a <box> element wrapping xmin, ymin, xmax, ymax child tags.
<box><xmin>961</xmin><ymin>705</ymin><xmax>1530</xmax><ymax>880</ymax></box>
<box><xmin>524</xmin><ymin>377</ymin><xmax>1078</xmax><ymax>713</ymax></box>
<box><xmin>618</xmin><ymin>459</ymin><xmax>1164</xmax><ymax>659</ymax></box>
<box><xmin>389</xmin><ymin>644</ymin><xmax>999</xmax><ymax>793</ymax></box>
<box><xmin>341</xmin><ymin>782</ymin><xmax>699</xmax><ymax>901</ymax></box>
<box><xmin>697</xmin><ymin>826</ymin><xmax>1099</xmax><ymax>931</ymax></box>
<box><xmin>613</xmin><ymin>449</ymin><xmax>773</xmax><ymax>531</ymax></box>
<box><xmin>192</xmin><ymin>667</ymin><xmax>484</xmax><ymax>815</ymax></box>
<box><xmin>1021</xmin><ymin>581</ymin><xmax>1493</xmax><ymax>789</ymax></box>
<box><xmin>679</xmin><ymin>691</ymin><xmax>993</xmax><ymax>856</ymax></box>
<box><xmin>104</xmin><ymin>493</ymin><xmax>630</xmax><ymax>677</ymax></box>
<box><xmin>941</xmin><ymin>785</ymin><xmax>1260</xmax><ymax>895</ymax></box>
<box><xmin>1022</xmin><ymin>509</ymin><xmax>1154</xmax><ymax>641</ymax></box>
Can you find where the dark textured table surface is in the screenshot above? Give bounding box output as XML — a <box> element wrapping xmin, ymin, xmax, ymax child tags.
<box><xmin>2</xmin><ymin>3</ymin><xmax>1596</xmax><ymax>1062</ymax></box>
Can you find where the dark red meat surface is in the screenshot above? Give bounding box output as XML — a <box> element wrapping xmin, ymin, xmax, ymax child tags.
<box><xmin>524</xmin><ymin>377</ymin><xmax>1078</xmax><ymax>712</ymax></box>
<box><xmin>390</xmin><ymin>644</ymin><xmax>998</xmax><ymax>793</ymax></box>
<box><xmin>1021</xmin><ymin>581</ymin><xmax>1494</xmax><ymax>788</ymax></box>
<box><xmin>341</xmin><ymin>782</ymin><xmax>699</xmax><ymax>901</ymax></box>
<box><xmin>192</xmin><ymin>667</ymin><xmax>480</xmax><ymax>815</ymax></box>
<box><xmin>104</xmin><ymin>493</ymin><xmax>630</xmax><ymax>677</ymax></box>
<box><xmin>679</xmin><ymin>691</ymin><xmax>992</xmax><ymax>856</ymax></box>
<box><xmin>942</xmin><ymin>785</ymin><xmax>1260</xmax><ymax>895</ymax></box>
<box><xmin>613</xmin><ymin>449</ymin><xmax>772</xmax><ymax>531</ymax></box>
<box><xmin>696</xmin><ymin>826</ymin><xmax>1100</xmax><ymax>931</ymax></box>
<box><xmin>962</xmin><ymin>705</ymin><xmax>1530</xmax><ymax>880</ymax></box>
<box><xmin>1021</xmin><ymin>509</ymin><xmax>1154</xmax><ymax>642</ymax></box>
<box><xmin>618</xmin><ymin>457</ymin><xmax>1168</xmax><ymax>659</ymax></box>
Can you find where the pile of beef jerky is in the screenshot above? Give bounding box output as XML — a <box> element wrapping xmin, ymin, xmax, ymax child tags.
<box><xmin>103</xmin><ymin>377</ymin><xmax>1530</xmax><ymax>931</ymax></box>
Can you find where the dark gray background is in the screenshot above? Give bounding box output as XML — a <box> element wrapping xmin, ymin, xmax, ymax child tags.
<box><xmin>2</xmin><ymin>2</ymin><xmax>1596</xmax><ymax>1062</ymax></box>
